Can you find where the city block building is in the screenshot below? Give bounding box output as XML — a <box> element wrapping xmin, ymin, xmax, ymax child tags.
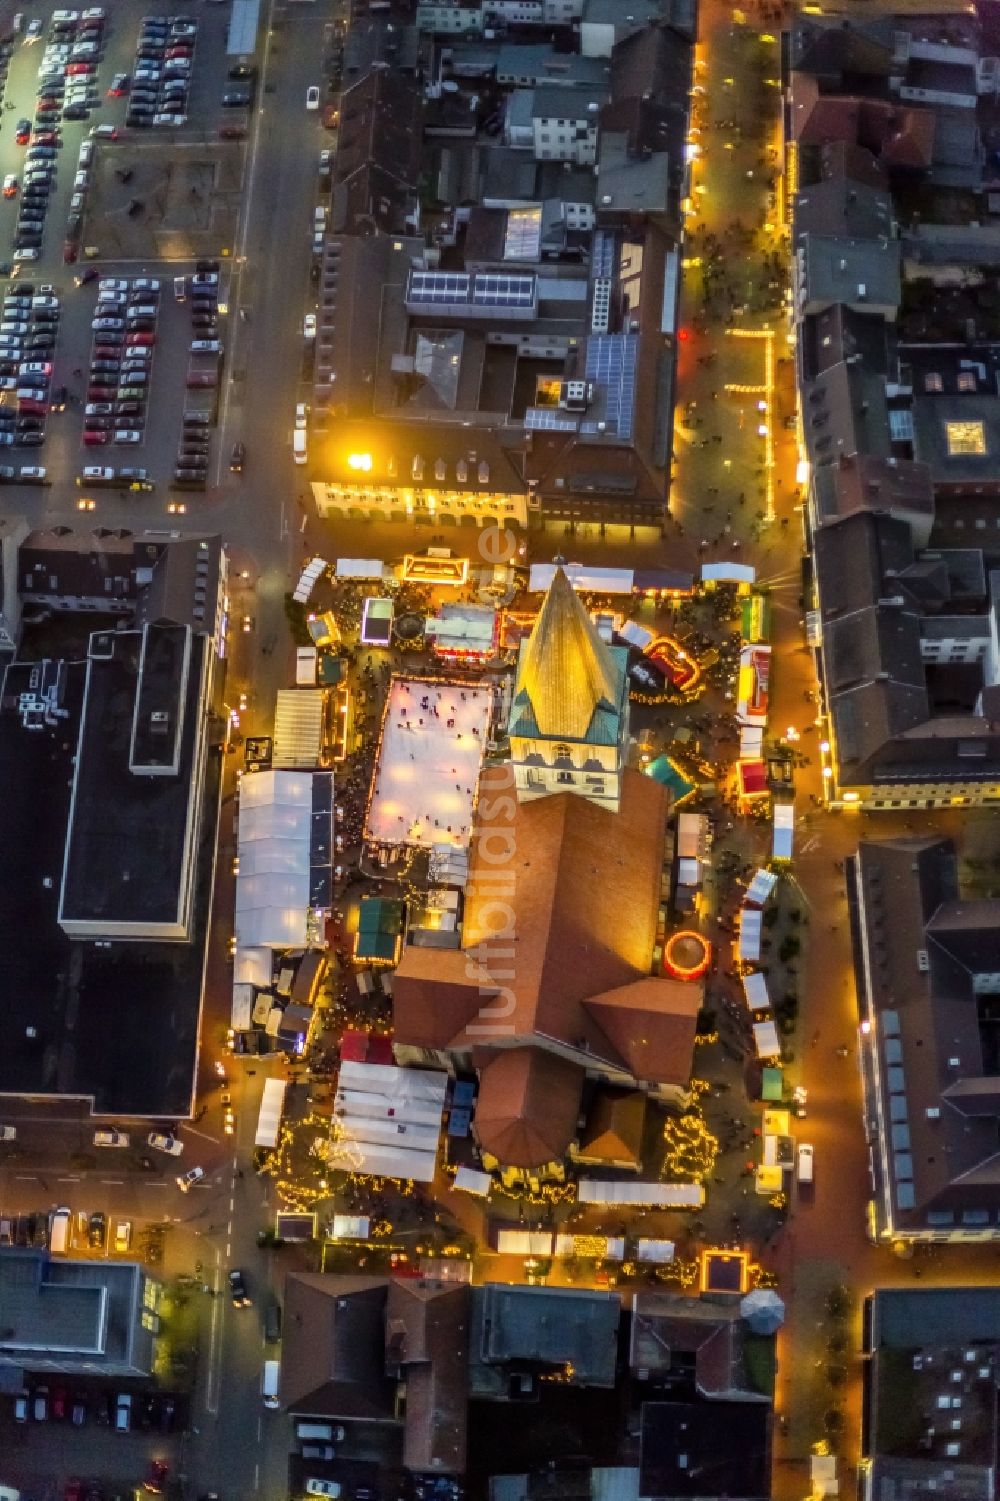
<box><xmin>851</xmin><ymin>836</ymin><xmax>1000</xmax><ymax>1242</ymax></box>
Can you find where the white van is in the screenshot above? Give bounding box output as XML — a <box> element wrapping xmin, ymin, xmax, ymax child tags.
<box><xmin>797</xmin><ymin>1142</ymin><xmax>814</xmax><ymax>1184</ymax></box>
<box><xmin>261</xmin><ymin>1359</ymin><xmax>280</xmax><ymax>1409</ymax></box>
<box><xmin>49</xmin><ymin>1206</ymin><xmax>71</xmax><ymax>1255</ymax></box>
<box><xmin>296</xmin><ymin>1421</ymin><xmax>340</xmax><ymax>1441</ymax></box>
<box><xmin>293</xmin><ymin>429</ymin><xmax>307</xmax><ymax>465</ymax></box>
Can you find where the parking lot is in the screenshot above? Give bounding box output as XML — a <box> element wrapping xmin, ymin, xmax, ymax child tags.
<box><xmin>0</xmin><ymin>2</ymin><xmax>247</xmax><ymax>508</ymax></box>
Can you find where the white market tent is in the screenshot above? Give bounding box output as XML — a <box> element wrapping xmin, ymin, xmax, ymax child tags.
<box><xmin>330</xmin><ymin>1214</ymin><xmax>371</xmax><ymax>1240</ymax></box>
<box><xmin>636</xmin><ymin>1239</ymin><xmax>676</xmax><ymax>1263</ymax></box>
<box><xmin>231</xmin><ymin>983</ymin><xmax>253</xmax><ymax>1030</ymax></box>
<box><xmin>744</xmin><ymin>868</ymin><xmax>778</xmax><ymax>908</ymax></box>
<box><xmin>740</xmin><ymin>726</ymin><xmax>764</xmax><ymax>759</ymax></box>
<box><xmin>255</xmin><ymin>1078</ymin><xmax>287</xmax><ymax>1149</ymax></box>
<box><xmin>497</xmin><ymin>1230</ymin><xmax>553</xmax><ymax>1255</ymax></box>
<box><xmin>738</xmin><ymin>908</ymin><xmax>763</xmax><ymax>963</ymax></box>
<box><xmin>753</xmin><ymin>1020</ymin><xmax>782</xmax><ymax>1059</ymax></box>
<box><xmin>293</xmin><ymin>556</ymin><xmax>328</xmax><ymax>604</ymax></box>
<box><xmin>701</xmin><ymin>561</ymin><xmax>755</xmax><ymax>584</ymax></box>
<box><xmin>453</xmin><ymin>1165</ymin><xmax>491</xmax><ymax>1197</ymax></box>
<box><xmin>772</xmin><ymin>802</ymin><xmax>795</xmax><ymax>860</ymax></box>
<box><xmin>273</xmin><ymin>689</ymin><xmax>326</xmax><ymax>770</ymax></box>
<box><xmin>619</xmin><ymin>619</ymin><xmax>653</xmax><ymax>650</ymax></box>
<box><xmin>235</xmin><ymin>771</ymin><xmax>315</xmax><ymax>949</ymax></box>
<box><xmin>742</xmin><ymin>971</ymin><xmax>771</xmax><ymax>1012</ymax></box>
<box><xmin>336</xmin><ymin>558</ymin><xmax>386</xmax><ymax>579</ymax></box>
<box><xmin>234</xmin><ymin>946</ymin><xmax>274</xmax><ymax>987</ymax></box>
<box><xmin>330</xmin><ymin>1061</ymin><xmax>447</xmax><ymax>1182</ymax></box>
<box><xmin>577</xmin><ymin>1180</ymin><xmax>705</xmax><ymax>1208</ymax></box>
<box><xmin>529</xmin><ymin>562</ymin><xmax>635</xmax><ymax>595</ymax></box>
<box><xmin>676</xmin><ymin>812</ymin><xmax>707</xmax><ymax>859</ymax></box>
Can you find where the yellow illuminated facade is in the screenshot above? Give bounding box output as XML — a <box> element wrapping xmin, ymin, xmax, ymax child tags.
<box><xmin>311</xmin><ymin>480</ymin><xmax>528</xmax><ymax>529</ymax></box>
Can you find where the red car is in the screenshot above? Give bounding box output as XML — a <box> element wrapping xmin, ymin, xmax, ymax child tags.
<box><xmin>166</xmin><ymin>45</ymin><xmax>192</xmax><ymax>59</ymax></box>
<box><xmin>36</xmin><ymin>98</ymin><xmax>61</xmax><ymax>113</ymax></box>
<box><xmin>126</xmin><ymin>332</ymin><xmax>156</xmax><ymax>347</ymax></box>
<box><xmin>83</xmin><ymin>430</ymin><xmax>108</xmax><ymax>446</ymax></box>
<box><xmin>66</xmin><ymin>63</ymin><xmax>95</xmax><ymax>76</ymax></box>
<box><xmin>18</xmin><ymin>399</ymin><xmax>48</xmax><ymax>416</ymax></box>
<box><xmin>31</xmin><ymin>130</ymin><xmax>59</xmax><ymax>147</ymax></box>
<box><xmin>15</xmin><ymin>121</ymin><xmax>31</xmax><ymax>145</ymax></box>
<box><xmin>52</xmin><ymin>1388</ymin><xmax>68</xmax><ymax>1420</ymax></box>
<box><xmin>88</xmin><ymin>386</ymin><xmax>116</xmax><ymax>401</ymax></box>
<box><xmin>63</xmin><ymin>241</ymin><xmax>79</xmax><ymax>264</ymax></box>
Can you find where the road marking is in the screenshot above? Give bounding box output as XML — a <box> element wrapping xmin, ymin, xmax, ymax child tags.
<box><xmin>15</xmin><ymin>1174</ymin><xmax>39</xmax><ymax>1182</ymax></box>
<box><xmin>57</xmin><ymin>1176</ymin><xmax>82</xmax><ymax>1182</ymax></box>
<box><xmin>215</xmin><ymin>0</ymin><xmax>280</xmax><ymax>482</ymax></box>
<box><xmin>100</xmin><ymin>1179</ymin><xmax>124</xmax><ymax>1185</ymax></box>
<box><xmin>253</xmin><ymin>1462</ymin><xmax>260</xmax><ymax>1492</ymax></box>
<box><xmin>229</xmin><ymin>1196</ymin><xmax>235</xmax><ymax>1214</ymax></box>
<box><xmin>226</xmin><ymin>1242</ymin><xmax>231</xmax><ymax>1259</ymax></box>
<box><xmin>205</xmin><ymin>1257</ymin><xmax>223</xmax><ymax>1416</ymax></box>
<box><xmin>180</xmin><ymin>1124</ymin><xmax>220</xmax><ymax>1144</ymax></box>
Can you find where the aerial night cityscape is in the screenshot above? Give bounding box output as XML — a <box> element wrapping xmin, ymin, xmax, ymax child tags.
<box><xmin>2</xmin><ymin>0</ymin><xmax>1000</xmax><ymax>1499</ymax></box>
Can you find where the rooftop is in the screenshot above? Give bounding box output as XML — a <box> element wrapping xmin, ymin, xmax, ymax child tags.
<box><xmin>0</xmin><ymin>651</ymin><xmax>212</xmax><ymax>1115</ymax></box>
<box><xmin>59</xmin><ymin>625</ymin><xmax>206</xmax><ymax>937</ymax></box>
<box><xmin>0</xmin><ymin>1248</ymin><xmax>152</xmax><ymax>1377</ymax></box>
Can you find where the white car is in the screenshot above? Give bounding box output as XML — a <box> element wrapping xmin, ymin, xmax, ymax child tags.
<box><xmin>74</xmin><ymin>171</ymin><xmax>89</xmax><ymax>191</ymax></box>
<box><xmin>305</xmin><ymin>85</ymin><xmax>320</xmax><ymax>110</ymax></box>
<box><xmin>190</xmin><ymin>338</ymin><xmax>221</xmax><ymax>353</ymax></box>
<box><xmin>303</xmin><ymin>313</ymin><xmax>316</xmax><ymax>340</ymax></box>
<box><xmin>305</xmin><ymin>1484</ymin><xmax>341</xmax><ymax>1499</ymax></box>
<box><xmin>21</xmin><ymin>362</ymin><xmax>52</xmax><ymax>376</ymax></box>
<box><xmin>82</xmin><ymin>465</ymin><xmax>114</xmax><ymax>480</ymax></box>
<box><xmin>3</xmin><ymin>175</ymin><xmax>17</xmax><ymax>198</ymax></box>
<box><xmin>99</xmin><ymin>279</ymin><xmax>128</xmax><ymax>293</ymax></box>
<box><xmin>17</xmin><ymin>467</ymin><xmax>46</xmax><ymax>482</ymax></box>
<box><xmin>78</xmin><ymin>141</ymin><xmax>94</xmax><ymax>167</ymax></box>
<box><xmin>92</xmin><ymin>317</ymin><xmax>124</xmax><ymax>331</ymax></box>
<box><xmin>26</xmin><ymin>17</ymin><xmax>43</xmax><ymax>40</ymax></box>
<box><xmin>147</xmin><ymin>1131</ymin><xmax>183</xmax><ymax>1156</ymax></box>
<box><xmin>154</xmin><ymin>113</ymin><xmax>187</xmax><ymax>127</ymax></box>
<box><xmin>113</xmin><ymin>430</ymin><xmax>142</xmax><ymax>445</ymax></box>
<box><xmin>177</xmin><ymin>1165</ymin><xmax>205</xmax><ymax>1192</ymax></box>
<box><xmin>295</xmin><ymin>402</ymin><xmax>308</xmax><ymax>430</ymax></box>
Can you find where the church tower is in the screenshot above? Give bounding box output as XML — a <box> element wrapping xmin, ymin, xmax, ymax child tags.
<box><xmin>507</xmin><ymin>567</ymin><xmax>630</xmax><ymax>812</ymax></box>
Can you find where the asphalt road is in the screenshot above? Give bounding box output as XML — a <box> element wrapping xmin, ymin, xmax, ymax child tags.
<box><xmin>0</xmin><ymin>1</ymin><xmax>343</xmax><ymax>1495</ymax></box>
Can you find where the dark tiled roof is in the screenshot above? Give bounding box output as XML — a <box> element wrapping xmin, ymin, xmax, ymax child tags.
<box><xmin>280</xmin><ymin>1275</ymin><xmax>396</xmax><ymax>1417</ymax></box>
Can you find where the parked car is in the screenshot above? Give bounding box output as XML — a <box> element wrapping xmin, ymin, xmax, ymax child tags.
<box><xmin>147</xmin><ymin>1132</ymin><xmax>183</xmax><ymax>1156</ymax></box>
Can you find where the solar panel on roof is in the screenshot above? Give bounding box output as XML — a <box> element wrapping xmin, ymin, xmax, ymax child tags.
<box><xmin>525</xmin><ymin>406</ymin><xmax>579</xmax><ymax>432</ymax></box>
<box><xmin>472</xmin><ymin>273</ymin><xmax>535</xmax><ymax>308</ymax></box>
<box><xmin>583</xmin><ymin>333</ymin><xmax>638</xmax><ymax>439</ymax></box>
<box><xmin>408</xmin><ymin>271</ymin><xmax>472</xmax><ymax>305</ymax></box>
<box><xmin>592</xmin><ymin>229</ymin><xmax>616</xmax><ymax>281</ymax></box>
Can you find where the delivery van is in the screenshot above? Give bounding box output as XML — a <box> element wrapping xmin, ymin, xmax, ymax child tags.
<box><xmin>262</xmin><ymin>1359</ymin><xmax>280</xmax><ymax>1409</ymax></box>
<box><xmin>293</xmin><ymin>428</ymin><xmax>307</xmax><ymax>465</ymax></box>
<box><xmin>49</xmin><ymin>1206</ymin><xmax>71</xmax><ymax>1255</ymax></box>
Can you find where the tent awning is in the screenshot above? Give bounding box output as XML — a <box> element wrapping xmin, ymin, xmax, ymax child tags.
<box><xmin>577</xmin><ymin>1180</ymin><xmax>704</xmax><ymax>1207</ymax></box>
